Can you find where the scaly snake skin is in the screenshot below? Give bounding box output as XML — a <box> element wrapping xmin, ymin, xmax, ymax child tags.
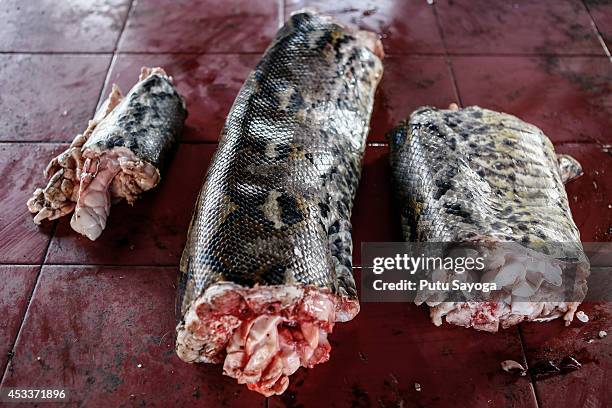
<box><xmin>175</xmin><ymin>12</ymin><xmax>382</xmax><ymax>393</ymax></box>
<box><xmin>82</xmin><ymin>69</ymin><xmax>186</xmax><ymax>172</ymax></box>
<box><xmin>388</xmin><ymin>106</ymin><xmax>589</xmax><ymax>331</ymax></box>
<box><xmin>27</xmin><ymin>68</ymin><xmax>187</xmax><ymax>239</ymax></box>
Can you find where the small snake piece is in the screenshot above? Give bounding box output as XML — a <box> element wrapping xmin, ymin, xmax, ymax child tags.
<box><xmin>27</xmin><ymin>67</ymin><xmax>187</xmax><ymax>240</ymax></box>
<box><xmin>388</xmin><ymin>106</ymin><xmax>589</xmax><ymax>332</ymax></box>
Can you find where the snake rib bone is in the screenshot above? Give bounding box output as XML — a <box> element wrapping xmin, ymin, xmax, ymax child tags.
<box><xmin>388</xmin><ymin>106</ymin><xmax>589</xmax><ymax>332</ymax></box>
<box><xmin>27</xmin><ymin>67</ymin><xmax>187</xmax><ymax>240</ymax></box>
<box><xmin>175</xmin><ymin>12</ymin><xmax>383</xmax><ymax>396</ymax></box>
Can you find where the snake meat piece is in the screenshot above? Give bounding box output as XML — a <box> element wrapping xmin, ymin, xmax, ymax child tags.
<box><xmin>175</xmin><ymin>11</ymin><xmax>383</xmax><ymax>396</ymax></box>
<box><xmin>388</xmin><ymin>106</ymin><xmax>589</xmax><ymax>332</ymax></box>
<box><xmin>27</xmin><ymin>67</ymin><xmax>187</xmax><ymax>240</ymax></box>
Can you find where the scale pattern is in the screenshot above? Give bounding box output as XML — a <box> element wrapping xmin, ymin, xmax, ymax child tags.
<box><xmin>177</xmin><ymin>12</ymin><xmax>383</xmax><ymax>320</ymax></box>
<box><xmin>389</xmin><ymin>106</ymin><xmax>582</xmax><ymax>250</ymax></box>
<box><xmin>84</xmin><ymin>73</ymin><xmax>187</xmax><ymax>170</ymax></box>
<box><xmin>388</xmin><ymin>106</ymin><xmax>589</xmax><ymax>330</ymax></box>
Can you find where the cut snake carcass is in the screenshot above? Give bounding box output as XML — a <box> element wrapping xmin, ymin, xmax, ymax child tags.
<box><xmin>176</xmin><ymin>12</ymin><xmax>383</xmax><ymax>396</ymax></box>
<box><xmin>388</xmin><ymin>106</ymin><xmax>589</xmax><ymax>332</ymax></box>
<box><xmin>27</xmin><ymin>67</ymin><xmax>187</xmax><ymax>240</ymax></box>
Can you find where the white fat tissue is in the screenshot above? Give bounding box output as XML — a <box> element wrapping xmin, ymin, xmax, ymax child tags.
<box><xmin>27</xmin><ymin>68</ymin><xmax>170</xmax><ymax>240</ymax></box>
<box><xmin>423</xmin><ymin>246</ymin><xmax>586</xmax><ymax>332</ymax></box>
<box><xmin>70</xmin><ymin>157</ymin><xmax>120</xmax><ymax>240</ymax></box>
<box><xmin>69</xmin><ymin>149</ymin><xmax>159</xmax><ymax>241</ymax></box>
<box><xmin>176</xmin><ymin>284</ymin><xmax>348</xmax><ymax>397</ymax></box>
<box><xmin>223</xmin><ymin>297</ymin><xmax>334</xmax><ymax>396</ymax></box>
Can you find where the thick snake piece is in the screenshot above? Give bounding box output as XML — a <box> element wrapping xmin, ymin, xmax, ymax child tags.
<box><xmin>27</xmin><ymin>67</ymin><xmax>187</xmax><ymax>240</ymax></box>
<box><xmin>388</xmin><ymin>106</ymin><xmax>589</xmax><ymax>332</ymax></box>
<box><xmin>176</xmin><ymin>12</ymin><xmax>383</xmax><ymax>396</ymax></box>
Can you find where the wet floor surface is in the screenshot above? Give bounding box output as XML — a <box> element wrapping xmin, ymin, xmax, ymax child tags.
<box><xmin>0</xmin><ymin>1</ymin><xmax>610</xmax><ymax>407</ymax></box>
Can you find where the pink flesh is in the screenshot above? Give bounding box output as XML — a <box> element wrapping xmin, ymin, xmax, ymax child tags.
<box><xmin>223</xmin><ymin>315</ymin><xmax>331</xmax><ymax>397</ymax></box>
<box><xmin>179</xmin><ymin>285</ymin><xmax>347</xmax><ymax>397</ymax></box>
<box><xmin>27</xmin><ymin>68</ymin><xmax>168</xmax><ymax>232</ymax></box>
<box><xmin>223</xmin><ymin>309</ymin><xmax>332</xmax><ymax>396</ymax></box>
<box><xmin>420</xmin><ymin>239</ymin><xmax>588</xmax><ymax>332</ymax></box>
<box><xmin>27</xmin><ymin>84</ymin><xmax>124</xmax><ymax>224</ymax></box>
<box><xmin>431</xmin><ymin>300</ymin><xmax>580</xmax><ymax>332</ymax></box>
<box><xmin>70</xmin><ymin>156</ymin><xmax>120</xmax><ymax>240</ymax></box>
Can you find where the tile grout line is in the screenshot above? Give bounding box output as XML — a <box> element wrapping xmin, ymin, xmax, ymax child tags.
<box><xmin>1</xmin><ymin>51</ymin><xmax>610</xmax><ymax>57</ymax></box>
<box><xmin>1</xmin><ymin>0</ymin><xmax>137</xmax><ymax>388</ymax></box>
<box><xmin>580</xmin><ymin>0</ymin><xmax>612</xmax><ymax>62</ymax></box>
<box><xmin>0</xmin><ymin>141</ymin><xmax>384</xmax><ymax>147</ymax></box>
<box><xmin>0</xmin><ymin>140</ymin><xmax>221</xmax><ymax>145</ymax></box>
<box><xmin>414</xmin><ymin>52</ymin><xmax>608</xmax><ymax>57</ymax></box>
<box><xmin>1</xmin><ymin>140</ymin><xmax>606</xmax><ymax>148</ymax></box>
<box><xmin>0</xmin><ymin>220</ymin><xmax>56</xmax><ymax>385</ymax></box>
<box><xmin>93</xmin><ymin>53</ymin><xmax>118</xmax><ymax>117</ymax></box>
<box><xmin>36</xmin><ymin>264</ymin><xmax>178</xmax><ymax>269</ymax></box>
<box><xmin>35</xmin><ymin>0</ymin><xmax>135</xmax><ymax>264</ymax></box>
<box><xmin>0</xmin><ymin>141</ymin><xmax>72</xmax><ymax>145</ymax></box>
<box><xmin>94</xmin><ymin>0</ymin><xmax>136</xmax><ymax>113</ymax></box>
<box><xmin>31</xmin><ymin>263</ymin><xmax>178</xmax><ymax>268</ymax></box>
<box><xmin>434</xmin><ymin>3</ymin><xmax>535</xmax><ymax>406</ymax></box>
<box><xmin>518</xmin><ymin>325</ymin><xmax>543</xmax><ymax>408</ymax></box>
<box><xmin>0</xmin><ymin>50</ymin><xmax>269</xmax><ymax>55</ymax></box>
<box><xmin>0</xmin><ymin>268</ymin><xmax>41</xmax><ymax>382</ymax></box>
<box><xmin>431</xmin><ymin>3</ymin><xmax>463</xmax><ymax>107</ymax></box>
<box><xmin>554</xmin><ymin>140</ymin><xmax>610</xmax><ymax>148</ymax></box>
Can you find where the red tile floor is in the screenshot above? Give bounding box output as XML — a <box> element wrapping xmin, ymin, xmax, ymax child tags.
<box><xmin>0</xmin><ymin>1</ymin><xmax>610</xmax><ymax>407</ymax></box>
